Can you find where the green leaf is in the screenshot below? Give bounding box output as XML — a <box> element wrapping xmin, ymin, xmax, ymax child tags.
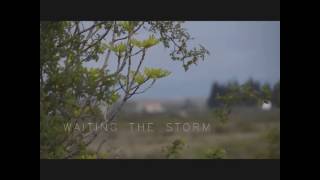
<box><xmin>120</xmin><ymin>21</ymin><xmax>135</xmax><ymax>32</ymax></box>
<box><xmin>142</xmin><ymin>35</ymin><xmax>159</xmax><ymax>48</ymax></box>
<box><xmin>144</xmin><ymin>67</ymin><xmax>171</xmax><ymax>79</ymax></box>
<box><xmin>107</xmin><ymin>43</ymin><xmax>127</xmax><ymax>54</ymax></box>
<box><xmin>98</xmin><ymin>43</ymin><xmax>108</xmax><ymax>53</ymax></box>
<box><xmin>130</xmin><ymin>35</ymin><xmax>159</xmax><ymax>49</ymax></box>
<box><xmin>110</xmin><ymin>92</ymin><xmax>120</xmax><ymax>102</ymax></box>
<box><xmin>134</xmin><ymin>72</ymin><xmax>146</xmax><ymax>85</ymax></box>
<box><xmin>88</xmin><ymin>68</ymin><xmax>100</xmax><ymax>78</ymax></box>
<box><xmin>130</xmin><ymin>38</ymin><xmax>143</xmax><ymax>48</ymax></box>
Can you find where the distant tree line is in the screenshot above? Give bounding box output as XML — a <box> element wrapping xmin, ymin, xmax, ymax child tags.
<box><xmin>207</xmin><ymin>78</ymin><xmax>280</xmax><ymax>108</ymax></box>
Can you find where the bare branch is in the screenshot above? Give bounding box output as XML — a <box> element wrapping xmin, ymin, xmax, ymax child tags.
<box><xmin>101</xmin><ymin>22</ymin><xmax>117</xmax><ymax>71</ymax></box>
<box><xmin>114</xmin><ymin>22</ymin><xmax>144</xmax><ymax>42</ymax></box>
<box><xmin>130</xmin><ymin>79</ymin><xmax>156</xmax><ymax>95</ymax></box>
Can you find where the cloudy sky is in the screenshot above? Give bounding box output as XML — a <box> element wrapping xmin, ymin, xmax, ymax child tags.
<box><xmin>131</xmin><ymin>21</ymin><xmax>280</xmax><ymax>100</ymax></box>
<box><xmin>86</xmin><ymin>21</ymin><xmax>280</xmax><ymax>100</ymax></box>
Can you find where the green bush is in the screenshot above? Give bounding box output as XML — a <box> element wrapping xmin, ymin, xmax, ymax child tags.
<box><xmin>163</xmin><ymin>139</ymin><xmax>186</xmax><ymax>159</ymax></box>
<box><xmin>204</xmin><ymin>148</ymin><xmax>226</xmax><ymax>159</ymax></box>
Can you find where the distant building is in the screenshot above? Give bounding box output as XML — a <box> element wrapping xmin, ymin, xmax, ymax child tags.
<box><xmin>137</xmin><ymin>101</ymin><xmax>165</xmax><ymax>114</ymax></box>
<box><xmin>261</xmin><ymin>100</ymin><xmax>272</xmax><ymax>110</ymax></box>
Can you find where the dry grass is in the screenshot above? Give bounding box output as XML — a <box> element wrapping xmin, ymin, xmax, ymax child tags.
<box><xmin>88</xmin><ymin>107</ymin><xmax>280</xmax><ymax>159</ymax></box>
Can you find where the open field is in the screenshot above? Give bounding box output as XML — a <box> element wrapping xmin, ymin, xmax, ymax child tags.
<box><xmin>88</xmin><ymin>107</ymin><xmax>280</xmax><ymax>159</ymax></box>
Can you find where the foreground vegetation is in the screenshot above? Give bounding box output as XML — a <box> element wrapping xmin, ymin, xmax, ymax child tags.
<box><xmin>87</xmin><ymin>107</ymin><xmax>280</xmax><ymax>159</ymax></box>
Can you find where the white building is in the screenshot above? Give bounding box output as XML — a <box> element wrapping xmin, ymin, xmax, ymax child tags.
<box><xmin>137</xmin><ymin>101</ymin><xmax>165</xmax><ymax>114</ymax></box>
<box><xmin>261</xmin><ymin>100</ymin><xmax>272</xmax><ymax>110</ymax></box>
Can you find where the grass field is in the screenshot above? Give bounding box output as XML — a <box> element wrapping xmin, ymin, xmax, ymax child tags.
<box><xmin>88</xmin><ymin>107</ymin><xmax>280</xmax><ymax>159</ymax></box>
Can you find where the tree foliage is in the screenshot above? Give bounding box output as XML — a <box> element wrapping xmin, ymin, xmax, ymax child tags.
<box><xmin>40</xmin><ymin>21</ymin><xmax>209</xmax><ymax>158</ymax></box>
<box><xmin>207</xmin><ymin>78</ymin><xmax>280</xmax><ymax>123</ymax></box>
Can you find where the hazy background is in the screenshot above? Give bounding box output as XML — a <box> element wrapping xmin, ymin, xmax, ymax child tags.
<box><xmin>130</xmin><ymin>21</ymin><xmax>280</xmax><ymax>100</ymax></box>
<box><xmin>85</xmin><ymin>21</ymin><xmax>280</xmax><ymax>159</ymax></box>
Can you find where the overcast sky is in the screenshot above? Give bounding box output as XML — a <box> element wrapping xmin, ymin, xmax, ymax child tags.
<box><xmin>86</xmin><ymin>21</ymin><xmax>280</xmax><ymax>100</ymax></box>
<box><xmin>130</xmin><ymin>21</ymin><xmax>280</xmax><ymax>100</ymax></box>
